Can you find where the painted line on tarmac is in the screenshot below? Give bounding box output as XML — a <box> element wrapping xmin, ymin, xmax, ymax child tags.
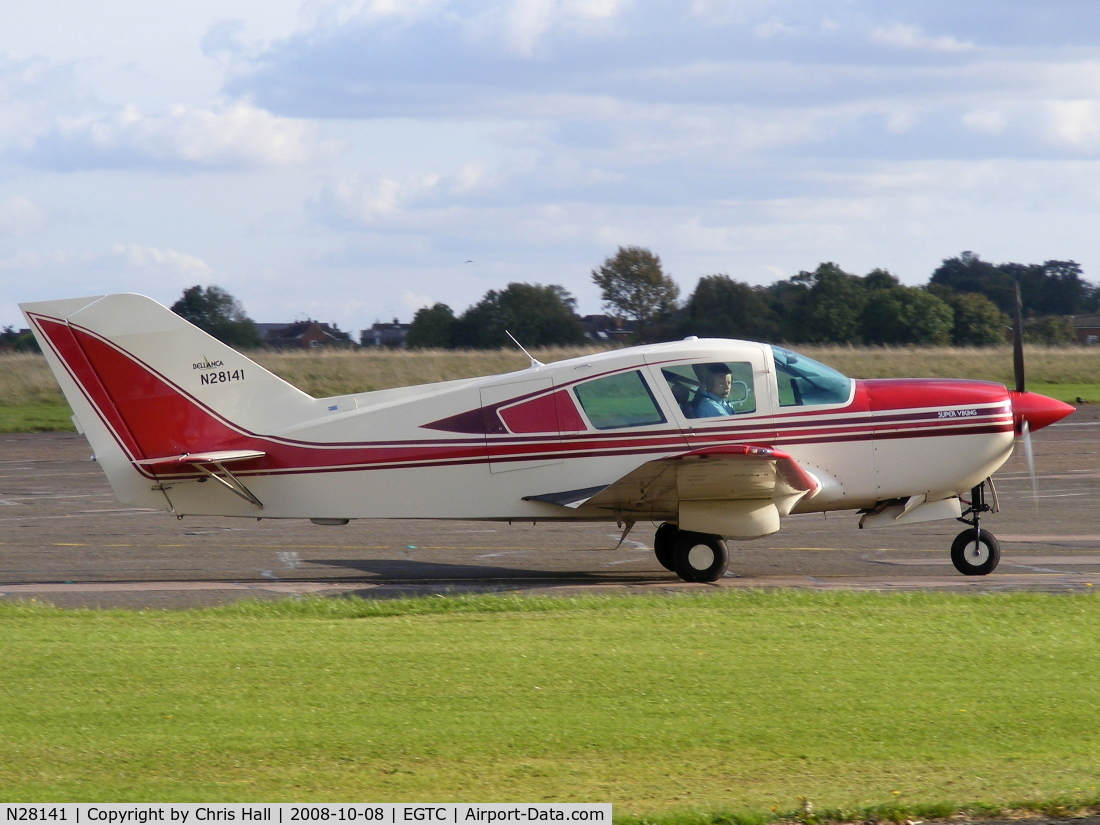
<box><xmin>872</xmin><ymin>555</ymin><xmax>1100</xmax><ymax>566</ymax></box>
<box><xmin>0</xmin><ymin>542</ymin><xmax>577</xmax><ymax>551</ymax></box>
<box><xmin>999</xmin><ymin>534</ymin><xmax>1100</xmax><ymax>542</ymax></box>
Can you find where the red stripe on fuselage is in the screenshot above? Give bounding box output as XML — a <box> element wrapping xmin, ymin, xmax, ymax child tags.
<box><xmin>32</xmin><ymin>315</ymin><xmax>1015</xmax><ymax>480</ymax></box>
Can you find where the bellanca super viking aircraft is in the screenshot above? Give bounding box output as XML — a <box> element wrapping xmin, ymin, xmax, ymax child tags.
<box><xmin>21</xmin><ymin>293</ymin><xmax>1074</xmax><ymax>583</ymax></box>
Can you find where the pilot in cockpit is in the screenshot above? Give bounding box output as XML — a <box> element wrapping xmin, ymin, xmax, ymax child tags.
<box><xmin>690</xmin><ymin>363</ymin><xmax>737</xmax><ymax>418</ymax></box>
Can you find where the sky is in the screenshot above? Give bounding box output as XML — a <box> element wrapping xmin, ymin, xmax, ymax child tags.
<box><xmin>5</xmin><ymin>0</ymin><xmax>1100</xmax><ymax>334</ymax></box>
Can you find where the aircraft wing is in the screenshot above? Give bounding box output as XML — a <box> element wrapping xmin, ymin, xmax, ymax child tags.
<box><xmin>526</xmin><ymin>444</ymin><xmax>820</xmax><ymax>538</ymax></box>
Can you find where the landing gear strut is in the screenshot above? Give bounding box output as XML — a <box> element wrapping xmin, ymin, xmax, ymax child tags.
<box><xmin>653</xmin><ymin>523</ymin><xmax>730</xmax><ymax>583</ymax></box>
<box><xmin>951</xmin><ymin>480</ymin><xmax>1001</xmax><ymax>576</ymax></box>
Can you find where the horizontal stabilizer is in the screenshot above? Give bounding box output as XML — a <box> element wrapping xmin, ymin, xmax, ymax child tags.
<box><xmin>135</xmin><ymin>450</ymin><xmax>266</xmax><ymax>469</ymax></box>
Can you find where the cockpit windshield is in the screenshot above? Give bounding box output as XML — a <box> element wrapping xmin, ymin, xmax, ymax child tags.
<box><xmin>770</xmin><ymin>346</ymin><xmax>852</xmax><ymax>407</ymax></box>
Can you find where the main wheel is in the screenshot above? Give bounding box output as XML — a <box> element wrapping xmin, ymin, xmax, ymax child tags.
<box><xmin>653</xmin><ymin>522</ymin><xmax>679</xmax><ymax>571</ymax></box>
<box><xmin>673</xmin><ymin>532</ymin><xmax>729</xmax><ymax>583</ymax></box>
<box><xmin>951</xmin><ymin>528</ymin><xmax>1001</xmax><ymax>576</ymax></box>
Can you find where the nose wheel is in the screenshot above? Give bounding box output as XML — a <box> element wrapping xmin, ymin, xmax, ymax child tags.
<box><xmin>952</xmin><ymin>480</ymin><xmax>1001</xmax><ymax>575</ymax></box>
<box><xmin>951</xmin><ymin>527</ymin><xmax>1001</xmax><ymax>575</ymax></box>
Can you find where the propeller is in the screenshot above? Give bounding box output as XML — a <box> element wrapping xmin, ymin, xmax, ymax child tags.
<box><xmin>1013</xmin><ymin>281</ymin><xmax>1025</xmax><ymax>393</ymax></box>
<box><xmin>1010</xmin><ymin>281</ymin><xmax>1038</xmax><ymax>500</ymax></box>
<box><xmin>1020</xmin><ymin>416</ymin><xmax>1038</xmax><ymax>507</ymax></box>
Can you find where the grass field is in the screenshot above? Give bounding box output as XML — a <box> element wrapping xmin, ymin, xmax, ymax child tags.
<box><xmin>2</xmin><ymin>346</ymin><xmax>1099</xmax><ymax>432</ymax></box>
<box><xmin>2</xmin><ymin>591</ymin><xmax>1100</xmax><ymax>814</ymax></box>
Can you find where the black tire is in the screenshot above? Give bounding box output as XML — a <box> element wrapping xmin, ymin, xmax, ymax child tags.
<box><xmin>673</xmin><ymin>531</ymin><xmax>729</xmax><ymax>583</ymax></box>
<box><xmin>951</xmin><ymin>528</ymin><xmax>1001</xmax><ymax>576</ymax></box>
<box><xmin>653</xmin><ymin>523</ymin><xmax>679</xmax><ymax>571</ymax></box>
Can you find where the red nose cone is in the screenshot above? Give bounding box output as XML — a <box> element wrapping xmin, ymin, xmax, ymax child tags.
<box><xmin>1009</xmin><ymin>391</ymin><xmax>1075</xmax><ymax>433</ymax></box>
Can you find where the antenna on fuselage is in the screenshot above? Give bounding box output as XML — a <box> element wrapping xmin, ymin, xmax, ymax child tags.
<box><xmin>505</xmin><ymin>330</ymin><xmax>543</xmax><ymax>369</ymax></box>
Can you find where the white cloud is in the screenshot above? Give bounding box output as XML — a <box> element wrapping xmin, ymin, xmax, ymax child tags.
<box><xmin>299</xmin><ymin>0</ymin><xmax>445</xmax><ymax>29</ymax></box>
<box><xmin>34</xmin><ymin>101</ymin><xmax>324</xmax><ymax>169</ymax></box>
<box><xmin>0</xmin><ymin>249</ymin><xmax>75</xmax><ymax>271</ymax></box>
<box><xmin>883</xmin><ymin>108</ymin><xmax>918</xmax><ymax>134</ymax></box>
<box><xmin>110</xmin><ymin>243</ymin><xmax>215</xmax><ymax>279</ymax></box>
<box><xmin>502</xmin><ymin>0</ymin><xmax>628</xmax><ymax>56</ymax></box>
<box><xmin>313</xmin><ymin>161</ymin><xmax>506</xmax><ymax>228</ymax></box>
<box><xmin>753</xmin><ymin>18</ymin><xmax>795</xmax><ymax>40</ymax></box>
<box><xmin>316</xmin><ymin>172</ymin><xmax>443</xmax><ymax>225</ymax></box>
<box><xmin>0</xmin><ymin>197</ymin><xmax>46</xmax><ymax>235</ymax></box>
<box><xmin>1044</xmin><ymin>100</ymin><xmax>1100</xmax><ymax>150</ymax></box>
<box><xmin>0</xmin><ymin>53</ymin><xmax>329</xmax><ymax>171</ymax></box>
<box><xmin>963</xmin><ymin>108</ymin><xmax>1007</xmax><ymax>135</ymax></box>
<box><xmin>870</xmin><ymin>24</ymin><xmax>975</xmax><ymax>53</ymax></box>
<box><xmin>1</xmin><ymin>243</ymin><xmax>212</xmax><ymax>280</ymax></box>
<box><xmin>401</xmin><ymin>289</ymin><xmax>434</xmax><ymax>314</ymax></box>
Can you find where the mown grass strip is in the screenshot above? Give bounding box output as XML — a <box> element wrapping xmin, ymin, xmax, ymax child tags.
<box><xmin>0</xmin><ymin>401</ymin><xmax>75</xmax><ymax>432</ymax></box>
<box><xmin>1029</xmin><ymin>382</ymin><xmax>1100</xmax><ymax>403</ymax></box>
<box><xmin>1</xmin><ymin>591</ymin><xmax>1099</xmax><ymax>810</ymax></box>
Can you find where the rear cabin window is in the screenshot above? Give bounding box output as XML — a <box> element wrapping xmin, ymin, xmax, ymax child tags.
<box><xmin>662</xmin><ymin>362</ymin><xmax>756</xmax><ymax>419</ymax></box>
<box><xmin>573</xmin><ymin>370</ymin><xmax>666</xmax><ymax>430</ymax></box>
<box><xmin>771</xmin><ymin>346</ymin><xmax>852</xmax><ymax>407</ymax></box>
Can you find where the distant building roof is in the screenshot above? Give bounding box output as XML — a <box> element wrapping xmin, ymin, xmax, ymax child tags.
<box><xmin>581</xmin><ymin>314</ymin><xmax>633</xmax><ymax>342</ymax></box>
<box><xmin>260</xmin><ymin>320</ymin><xmax>353</xmax><ymax>349</ymax></box>
<box><xmin>361</xmin><ymin>319</ymin><xmax>411</xmax><ymax>348</ymax></box>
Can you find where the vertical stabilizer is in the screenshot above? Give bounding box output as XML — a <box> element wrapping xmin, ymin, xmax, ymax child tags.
<box><xmin>20</xmin><ymin>293</ymin><xmax>316</xmax><ymax>509</ymax></box>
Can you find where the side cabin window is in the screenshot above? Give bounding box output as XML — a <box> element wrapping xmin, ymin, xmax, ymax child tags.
<box><xmin>771</xmin><ymin>346</ymin><xmax>852</xmax><ymax>407</ymax></box>
<box><xmin>661</xmin><ymin>362</ymin><xmax>756</xmax><ymax>419</ymax></box>
<box><xmin>573</xmin><ymin>370</ymin><xmax>666</xmax><ymax>430</ymax></box>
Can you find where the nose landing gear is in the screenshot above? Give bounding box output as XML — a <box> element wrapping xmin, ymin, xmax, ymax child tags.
<box><xmin>952</xmin><ymin>480</ymin><xmax>1001</xmax><ymax>575</ymax></box>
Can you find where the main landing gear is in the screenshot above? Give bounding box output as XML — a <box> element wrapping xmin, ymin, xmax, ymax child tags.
<box><xmin>653</xmin><ymin>523</ymin><xmax>730</xmax><ymax>583</ymax></box>
<box><xmin>952</xmin><ymin>480</ymin><xmax>1001</xmax><ymax>576</ymax></box>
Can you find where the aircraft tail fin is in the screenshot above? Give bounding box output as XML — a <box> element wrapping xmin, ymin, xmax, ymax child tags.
<box><xmin>20</xmin><ymin>294</ymin><xmax>316</xmax><ymax>509</ymax></box>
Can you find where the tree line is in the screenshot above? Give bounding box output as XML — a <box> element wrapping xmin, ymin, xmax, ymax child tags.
<box><xmin>150</xmin><ymin>249</ymin><xmax>1098</xmax><ymax>351</ymax></box>
<box><xmin>410</xmin><ymin>248</ymin><xmax>1097</xmax><ymax>348</ymax></box>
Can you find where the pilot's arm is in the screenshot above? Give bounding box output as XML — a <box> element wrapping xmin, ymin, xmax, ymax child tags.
<box><xmin>690</xmin><ymin>393</ymin><xmax>732</xmax><ymax>418</ymax></box>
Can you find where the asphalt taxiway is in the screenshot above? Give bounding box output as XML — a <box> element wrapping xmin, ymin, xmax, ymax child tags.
<box><xmin>2</xmin><ymin>406</ymin><xmax>1099</xmax><ymax>608</ymax></box>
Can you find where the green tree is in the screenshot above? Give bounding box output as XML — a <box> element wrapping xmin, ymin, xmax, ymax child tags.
<box><xmin>453</xmin><ymin>283</ymin><xmax>585</xmax><ymax>349</ymax></box>
<box><xmin>1036</xmin><ymin>260</ymin><xmax>1098</xmax><ymax>315</ymax></box>
<box><xmin>591</xmin><ymin>246</ymin><xmax>680</xmax><ymax>342</ymax></box>
<box><xmin>930</xmin><ymin>252</ymin><xmax>1016</xmax><ymax>313</ymax></box>
<box><xmin>171</xmin><ymin>285</ymin><xmax>262</xmax><ymax>348</ymax></box>
<box><xmin>863</xmin><ymin>268</ymin><xmax>902</xmax><ymax>291</ymax></box>
<box><xmin>0</xmin><ymin>326</ymin><xmax>40</xmax><ymax>353</ymax></box>
<box><xmin>1023</xmin><ymin>315</ymin><xmax>1077</xmax><ymax>345</ymax></box>
<box><xmin>781</xmin><ymin>262</ymin><xmax>867</xmax><ymax>344</ymax></box>
<box><xmin>861</xmin><ymin>287</ymin><xmax>953</xmax><ymax>345</ymax></box>
<box><xmin>943</xmin><ymin>292</ymin><xmax>1009</xmax><ymax>346</ymax></box>
<box><xmin>407</xmin><ymin>303</ymin><xmax>456</xmax><ymax>349</ymax></box>
<box><xmin>683</xmin><ymin>274</ymin><xmax>780</xmax><ymax>340</ymax></box>
<box><xmin>931</xmin><ymin>253</ymin><xmax>1097</xmax><ymax>316</ymax></box>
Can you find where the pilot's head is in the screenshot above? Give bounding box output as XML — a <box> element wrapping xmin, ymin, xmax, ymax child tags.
<box><xmin>705</xmin><ymin>363</ymin><xmax>732</xmax><ymax>398</ymax></box>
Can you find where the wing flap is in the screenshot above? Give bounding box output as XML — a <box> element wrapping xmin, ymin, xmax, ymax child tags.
<box><xmin>528</xmin><ymin>444</ymin><xmax>820</xmax><ymax>536</ymax></box>
<box><xmin>583</xmin><ymin>444</ymin><xmax>819</xmax><ymax>511</ymax></box>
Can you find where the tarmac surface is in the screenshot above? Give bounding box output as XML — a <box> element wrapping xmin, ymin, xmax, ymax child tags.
<box><xmin>2</xmin><ymin>406</ymin><xmax>1099</xmax><ymax>608</ymax></box>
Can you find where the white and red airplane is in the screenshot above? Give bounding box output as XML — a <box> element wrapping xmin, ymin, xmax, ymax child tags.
<box><xmin>21</xmin><ymin>293</ymin><xmax>1074</xmax><ymax>583</ymax></box>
